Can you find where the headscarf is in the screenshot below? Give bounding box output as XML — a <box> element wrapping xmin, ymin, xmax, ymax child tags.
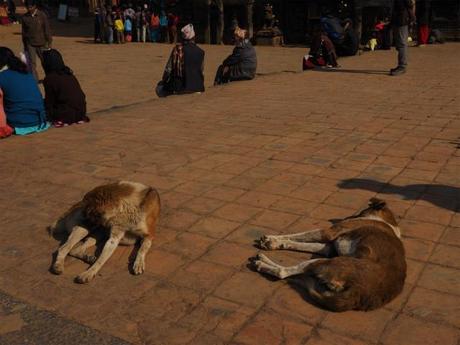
<box><xmin>42</xmin><ymin>49</ymin><xmax>73</xmax><ymax>75</ymax></box>
<box><xmin>181</xmin><ymin>24</ymin><xmax>195</xmax><ymax>40</ymax></box>
<box><xmin>0</xmin><ymin>47</ymin><xmax>28</xmax><ymax>74</ymax></box>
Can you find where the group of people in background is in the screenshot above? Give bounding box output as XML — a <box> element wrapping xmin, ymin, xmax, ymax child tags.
<box><xmin>94</xmin><ymin>4</ymin><xmax>179</xmax><ymax>44</ymax></box>
<box><xmin>0</xmin><ymin>0</ymin><xmax>450</xmax><ymax>139</ymax></box>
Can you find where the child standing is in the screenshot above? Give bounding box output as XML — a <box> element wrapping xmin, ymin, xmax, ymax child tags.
<box><xmin>124</xmin><ymin>15</ymin><xmax>132</xmax><ymax>42</ymax></box>
<box><xmin>114</xmin><ymin>15</ymin><xmax>125</xmax><ymax>43</ymax></box>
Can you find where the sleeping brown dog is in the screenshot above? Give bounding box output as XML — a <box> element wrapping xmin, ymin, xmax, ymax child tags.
<box><xmin>50</xmin><ymin>181</ymin><xmax>160</xmax><ymax>283</ymax></box>
<box><xmin>251</xmin><ymin>198</ymin><xmax>406</xmax><ymax>311</ymax></box>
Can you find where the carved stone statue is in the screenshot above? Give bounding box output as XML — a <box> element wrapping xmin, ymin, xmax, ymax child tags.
<box><xmin>256</xmin><ymin>2</ymin><xmax>283</xmax><ymax>46</ymax></box>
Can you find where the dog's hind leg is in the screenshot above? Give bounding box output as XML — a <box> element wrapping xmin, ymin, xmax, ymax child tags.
<box><xmin>75</xmin><ymin>230</ymin><xmax>124</xmax><ymax>284</ymax></box>
<box><xmin>69</xmin><ymin>236</ymin><xmax>98</xmax><ymax>264</ymax></box>
<box><xmin>132</xmin><ymin>234</ymin><xmax>153</xmax><ymax>275</ymax></box>
<box><xmin>252</xmin><ymin>253</ymin><xmax>325</xmax><ymax>279</ymax></box>
<box><xmin>52</xmin><ymin>226</ymin><xmax>90</xmax><ymax>275</ymax></box>
<box><xmin>258</xmin><ymin>229</ymin><xmax>327</xmax><ymax>250</ymax></box>
<box><xmin>261</xmin><ymin>239</ymin><xmax>332</xmax><ymax>255</ymax></box>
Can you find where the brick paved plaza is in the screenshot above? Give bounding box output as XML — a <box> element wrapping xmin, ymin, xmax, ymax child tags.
<box><xmin>0</xmin><ymin>23</ymin><xmax>459</xmax><ymax>345</ymax></box>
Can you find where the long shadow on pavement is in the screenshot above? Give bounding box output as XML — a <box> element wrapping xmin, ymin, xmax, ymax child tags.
<box><xmin>311</xmin><ymin>68</ymin><xmax>389</xmax><ymax>75</ymax></box>
<box><xmin>337</xmin><ymin>178</ymin><xmax>459</xmax><ymax>212</ymax></box>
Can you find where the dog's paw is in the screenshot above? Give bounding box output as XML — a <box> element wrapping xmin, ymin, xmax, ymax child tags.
<box><xmin>132</xmin><ymin>258</ymin><xmax>145</xmax><ymax>275</ymax></box>
<box><xmin>75</xmin><ymin>270</ymin><xmax>96</xmax><ymax>284</ymax></box>
<box><xmin>257</xmin><ymin>236</ymin><xmax>279</xmax><ymax>250</ymax></box>
<box><xmin>249</xmin><ymin>254</ymin><xmax>265</xmax><ymax>271</ymax></box>
<box><xmin>83</xmin><ymin>255</ymin><xmax>97</xmax><ymax>265</ymax></box>
<box><xmin>51</xmin><ymin>262</ymin><xmax>64</xmax><ymax>275</ymax></box>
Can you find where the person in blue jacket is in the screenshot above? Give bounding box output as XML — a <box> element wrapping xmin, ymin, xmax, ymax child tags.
<box><xmin>0</xmin><ymin>47</ymin><xmax>49</xmax><ymax>136</ymax></box>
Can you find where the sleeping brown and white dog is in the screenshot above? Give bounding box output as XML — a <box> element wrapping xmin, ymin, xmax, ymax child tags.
<box><xmin>251</xmin><ymin>198</ymin><xmax>406</xmax><ymax>311</ymax></box>
<box><xmin>49</xmin><ymin>181</ymin><xmax>160</xmax><ymax>284</ymax></box>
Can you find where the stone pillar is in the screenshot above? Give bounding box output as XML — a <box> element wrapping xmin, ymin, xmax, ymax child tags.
<box><xmin>247</xmin><ymin>0</ymin><xmax>254</xmax><ymax>38</ymax></box>
<box><xmin>353</xmin><ymin>0</ymin><xmax>363</xmax><ymax>44</ymax></box>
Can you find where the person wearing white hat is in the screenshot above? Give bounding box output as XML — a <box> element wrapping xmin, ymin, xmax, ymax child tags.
<box><xmin>157</xmin><ymin>24</ymin><xmax>205</xmax><ymax>97</ymax></box>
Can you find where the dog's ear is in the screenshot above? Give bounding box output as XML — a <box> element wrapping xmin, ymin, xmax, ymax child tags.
<box><xmin>368</xmin><ymin>198</ymin><xmax>386</xmax><ymax>210</ymax></box>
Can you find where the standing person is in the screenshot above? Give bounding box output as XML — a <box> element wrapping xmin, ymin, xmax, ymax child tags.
<box><xmin>157</xmin><ymin>24</ymin><xmax>204</xmax><ymax>96</ymax></box>
<box><xmin>42</xmin><ymin>49</ymin><xmax>89</xmax><ymax>127</ymax></box>
<box><xmin>0</xmin><ymin>47</ymin><xmax>49</xmax><ymax>137</ymax></box>
<box><xmin>105</xmin><ymin>6</ymin><xmax>114</xmax><ymax>44</ymax></box>
<box><xmin>149</xmin><ymin>11</ymin><xmax>160</xmax><ymax>42</ymax></box>
<box><xmin>214</xmin><ymin>27</ymin><xmax>257</xmax><ymax>85</ymax></box>
<box><xmin>168</xmin><ymin>12</ymin><xmax>178</xmax><ymax>43</ymax></box>
<box><xmin>416</xmin><ymin>0</ymin><xmax>430</xmax><ymax>46</ymax></box>
<box><xmin>390</xmin><ymin>0</ymin><xmax>416</xmax><ymax>76</ymax></box>
<box><xmin>159</xmin><ymin>10</ymin><xmax>168</xmax><ymax>42</ymax></box>
<box><xmin>144</xmin><ymin>5</ymin><xmax>151</xmax><ymax>42</ymax></box>
<box><xmin>94</xmin><ymin>7</ymin><xmax>104</xmax><ymax>43</ymax></box>
<box><xmin>21</xmin><ymin>0</ymin><xmax>52</xmax><ymax>81</ymax></box>
<box><xmin>124</xmin><ymin>14</ymin><xmax>132</xmax><ymax>42</ymax></box>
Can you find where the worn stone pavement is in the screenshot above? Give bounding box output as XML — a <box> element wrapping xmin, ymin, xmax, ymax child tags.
<box><xmin>1</xmin><ymin>22</ymin><xmax>460</xmax><ymax>345</ymax></box>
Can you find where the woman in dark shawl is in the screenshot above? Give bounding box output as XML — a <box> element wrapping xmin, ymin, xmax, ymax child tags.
<box><xmin>42</xmin><ymin>49</ymin><xmax>89</xmax><ymax>127</ymax></box>
<box><xmin>157</xmin><ymin>24</ymin><xmax>205</xmax><ymax>97</ymax></box>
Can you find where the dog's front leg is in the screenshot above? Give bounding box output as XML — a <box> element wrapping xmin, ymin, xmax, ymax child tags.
<box><xmin>75</xmin><ymin>230</ymin><xmax>124</xmax><ymax>284</ymax></box>
<box><xmin>132</xmin><ymin>235</ymin><xmax>153</xmax><ymax>275</ymax></box>
<box><xmin>52</xmin><ymin>225</ymin><xmax>90</xmax><ymax>275</ymax></box>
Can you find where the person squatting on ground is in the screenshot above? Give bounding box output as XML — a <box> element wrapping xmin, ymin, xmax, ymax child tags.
<box><xmin>390</xmin><ymin>0</ymin><xmax>416</xmax><ymax>76</ymax></box>
<box><xmin>214</xmin><ymin>27</ymin><xmax>257</xmax><ymax>86</ymax></box>
<box><xmin>21</xmin><ymin>0</ymin><xmax>52</xmax><ymax>81</ymax></box>
<box><xmin>42</xmin><ymin>49</ymin><xmax>89</xmax><ymax>127</ymax></box>
<box><xmin>0</xmin><ymin>47</ymin><xmax>49</xmax><ymax>138</ymax></box>
<box><xmin>303</xmin><ymin>26</ymin><xmax>338</xmax><ymax>69</ymax></box>
<box><xmin>157</xmin><ymin>24</ymin><xmax>205</xmax><ymax>97</ymax></box>
<box><xmin>320</xmin><ymin>13</ymin><xmax>358</xmax><ymax>58</ymax></box>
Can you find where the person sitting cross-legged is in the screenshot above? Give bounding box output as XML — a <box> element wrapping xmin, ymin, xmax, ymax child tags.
<box><xmin>0</xmin><ymin>46</ymin><xmax>49</xmax><ymax>138</ymax></box>
<box><xmin>42</xmin><ymin>49</ymin><xmax>89</xmax><ymax>127</ymax></box>
<box><xmin>156</xmin><ymin>24</ymin><xmax>205</xmax><ymax>97</ymax></box>
<box><xmin>214</xmin><ymin>27</ymin><xmax>257</xmax><ymax>86</ymax></box>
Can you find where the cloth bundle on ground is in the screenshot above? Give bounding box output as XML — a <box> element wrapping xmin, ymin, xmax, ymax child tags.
<box><xmin>0</xmin><ymin>47</ymin><xmax>49</xmax><ymax>138</ymax></box>
<box><xmin>42</xmin><ymin>49</ymin><xmax>89</xmax><ymax>126</ymax></box>
<box><xmin>214</xmin><ymin>27</ymin><xmax>257</xmax><ymax>85</ymax></box>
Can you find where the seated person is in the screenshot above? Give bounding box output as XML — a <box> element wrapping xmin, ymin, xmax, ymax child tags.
<box><xmin>303</xmin><ymin>27</ymin><xmax>338</xmax><ymax>69</ymax></box>
<box><xmin>157</xmin><ymin>24</ymin><xmax>205</xmax><ymax>97</ymax></box>
<box><xmin>335</xmin><ymin>19</ymin><xmax>359</xmax><ymax>56</ymax></box>
<box><xmin>42</xmin><ymin>49</ymin><xmax>89</xmax><ymax>127</ymax></box>
<box><xmin>0</xmin><ymin>2</ymin><xmax>10</xmax><ymax>25</ymax></box>
<box><xmin>0</xmin><ymin>47</ymin><xmax>48</xmax><ymax>138</ymax></box>
<box><xmin>320</xmin><ymin>12</ymin><xmax>344</xmax><ymax>47</ymax></box>
<box><xmin>214</xmin><ymin>27</ymin><xmax>257</xmax><ymax>85</ymax></box>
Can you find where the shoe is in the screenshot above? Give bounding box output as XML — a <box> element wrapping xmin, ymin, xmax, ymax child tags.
<box><xmin>390</xmin><ymin>66</ymin><xmax>406</xmax><ymax>76</ymax></box>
